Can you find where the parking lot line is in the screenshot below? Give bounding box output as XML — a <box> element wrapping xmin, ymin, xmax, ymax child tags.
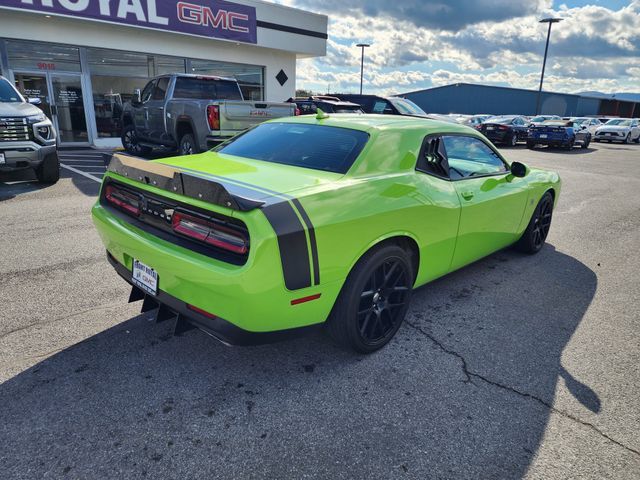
<box><xmin>59</xmin><ymin>163</ymin><xmax>103</xmax><ymax>183</ymax></box>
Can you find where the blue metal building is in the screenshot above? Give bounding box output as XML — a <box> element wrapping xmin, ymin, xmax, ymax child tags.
<box><xmin>399</xmin><ymin>83</ymin><xmax>640</xmax><ymax>117</ymax></box>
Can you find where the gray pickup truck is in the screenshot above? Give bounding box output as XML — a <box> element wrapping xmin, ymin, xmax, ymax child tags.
<box><xmin>121</xmin><ymin>74</ymin><xmax>296</xmax><ymax>155</ymax></box>
<box><xmin>0</xmin><ymin>76</ymin><xmax>59</xmax><ymax>183</ymax></box>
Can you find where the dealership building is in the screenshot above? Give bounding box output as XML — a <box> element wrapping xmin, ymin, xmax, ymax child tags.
<box><xmin>400</xmin><ymin>83</ymin><xmax>640</xmax><ymax>118</ymax></box>
<box><xmin>0</xmin><ymin>0</ymin><xmax>327</xmax><ymax>148</ymax></box>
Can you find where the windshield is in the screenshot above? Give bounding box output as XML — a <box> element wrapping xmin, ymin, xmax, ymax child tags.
<box><xmin>388</xmin><ymin>97</ymin><xmax>426</xmax><ymax>116</ymax></box>
<box><xmin>173</xmin><ymin>77</ymin><xmax>243</xmax><ymax>100</ymax></box>
<box><xmin>605</xmin><ymin>119</ymin><xmax>631</xmax><ymax>126</ymax></box>
<box><xmin>216</xmin><ymin>123</ymin><xmax>369</xmax><ymax>174</ymax></box>
<box><xmin>0</xmin><ymin>78</ymin><xmax>23</xmax><ymax>103</ymax></box>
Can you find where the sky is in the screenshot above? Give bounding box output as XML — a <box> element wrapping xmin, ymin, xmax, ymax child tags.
<box><xmin>274</xmin><ymin>0</ymin><xmax>640</xmax><ymax>95</ymax></box>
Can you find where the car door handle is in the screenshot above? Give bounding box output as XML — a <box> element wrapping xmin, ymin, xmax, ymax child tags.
<box><xmin>461</xmin><ymin>191</ymin><xmax>474</xmax><ymax>201</ymax></box>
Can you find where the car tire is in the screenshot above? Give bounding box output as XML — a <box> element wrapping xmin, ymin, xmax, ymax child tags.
<box><xmin>634</xmin><ymin>135</ymin><xmax>640</xmax><ymax>144</ymax></box>
<box><xmin>581</xmin><ymin>137</ymin><xmax>591</xmax><ymax>149</ymax></box>
<box><xmin>509</xmin><ymin>133</ymin><xmax>518</xmax><ymax>147</ymax></box>
<box><xmin>178</xmin><ymin>133</ymin><xmax>199</xmax><ymax>156</ymax></box>
<box><xmin>121</xmin><ymin>125</ymin><xmax>152</xmax><ymax>156</ymax></box>
<box><xmin>514</xmin><ymin>191</ymin><xmax>554</xmax><ymax>254</ymax></box>
<box><xmin>35</xmin><ymin>152</ymin><xmax>60</xmax><ymax>184</ymax></box>
<box><xmin>325</xmin><ymin>243</ymin><xmax>413</xmax><ymax>353</ymax></box>
<box><xmin>526</xmin><ymin>141</ymin><xmax>536</xmax><ymax>149</ymax></box>
<box><xmin>563</xmin><ymin>138</ymin><xmax>575</xmax><ymax>150</ymax></box>
<box><xmin>625</xmin><ymin>133</ymin><xmax>631</xmax><ymax>144</ymax></box>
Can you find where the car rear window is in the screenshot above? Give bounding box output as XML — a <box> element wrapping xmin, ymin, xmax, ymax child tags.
<box><xmin>216</xmin><ymin>123</ymin><xmax>369</xmax><ymax>174</ymax></box>
<box><xmin>173</xmin><ymin>77</ymin><xmax>243</xmax><ymax>100</ymax></box>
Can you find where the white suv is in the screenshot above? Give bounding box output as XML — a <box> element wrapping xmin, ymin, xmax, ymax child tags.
<box><xmin>594</xmin><ymin>118</ymin><xmax>640</xmax><ymax>144</ymax></box>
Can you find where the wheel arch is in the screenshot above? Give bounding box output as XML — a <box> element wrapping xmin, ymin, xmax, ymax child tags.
<box><xmin>345</xmin><ymin>232</ymin><xmax>421</xmax><ymax>286</ymax></box>
<box><xmin>175</xmin><ymin>116</ymin><xmax>196</xmax><ymax>142</ymax></box>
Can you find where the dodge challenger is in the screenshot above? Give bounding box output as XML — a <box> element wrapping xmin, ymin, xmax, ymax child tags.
<box><xmin>92</xmin><ymin>113</ymin><xmax>561</xmax><ymax>353</ymax></box>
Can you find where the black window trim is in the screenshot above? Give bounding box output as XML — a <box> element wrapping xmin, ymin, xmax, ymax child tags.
<box><xmin>416</xmin><ymin>132</ymin><xmax>511</xmax><ymax>182</ymax></box>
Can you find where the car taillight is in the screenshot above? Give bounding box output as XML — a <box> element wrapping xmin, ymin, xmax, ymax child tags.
<box><xmin>171</xmin><ymin>211</ymin><xmax>248</xmax><ymax>254</ymax></box>
<box><xmin>105</xmin><ymin>184</ymin><xmax>141</xmax><ymax>216</ymax></box>
<box><xmin>498</xmin><ymin>125</ymin><xmax>509</xmax><ymax>130</ymax></box>
<box><xmin>207</xmin><ymin>105</ymin><xmax>220</xmax><ymax>130</ymax></box>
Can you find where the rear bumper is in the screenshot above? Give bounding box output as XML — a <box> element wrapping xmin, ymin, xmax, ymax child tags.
<box><xmin>106</xmin><ymin>252</ymin><xmax>321</xmax><ymax>346</ymax></box>
<box><xmin>0</xmin><ymin>142</ymin><xmax>56</xmax><ymax>172</ymax></box>
<box><xmin>92</xmin><ymin>199</ymin><xmax>342</xmax><ymax>335</ymax></box>
<box><xmin>483</xmin><ymin>131</ymin><xmax>509</xmax><ymax>143</ymax></box>
<box><xmin>528</xmin><ymin>137</ymin><xmax>571</xmax><ymax>146</ymax></box>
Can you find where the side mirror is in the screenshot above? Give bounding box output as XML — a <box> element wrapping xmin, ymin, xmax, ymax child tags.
<box><xmin>510</xmin><ymin>161</ymin><xmax>527</xmax><ymax>178</ymax></box>
<box><xmin>27</xmin><ymin>97</ymin><xmax>41</xmax><ymax>106</ymax></box>
<box><xmin>132</xmin><ymin>88</ymin><xmax>142</xmax><ymax>106</ymax></box>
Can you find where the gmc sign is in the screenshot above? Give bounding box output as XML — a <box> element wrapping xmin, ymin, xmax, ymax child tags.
<box><xmin>1</xmin><ymin>0</ymin><xmax>257</xmax><ymax>44</ymax></box>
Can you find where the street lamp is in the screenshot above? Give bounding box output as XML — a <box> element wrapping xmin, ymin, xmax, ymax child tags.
<box><xmin>356</xmin><ymin>43</ymin><xmax>370</xmax><ymax>95</ymax></box>
<box><xmin>535</xmin><ymin>17</ymin><xmax>563</xmax><ymax>115</ymax></box>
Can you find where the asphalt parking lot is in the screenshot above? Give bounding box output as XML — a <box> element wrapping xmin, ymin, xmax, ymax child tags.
<box><xmin>1</xmin><ymin>142</ymin><xmax>639</xmax><ymax>479</ymax></box>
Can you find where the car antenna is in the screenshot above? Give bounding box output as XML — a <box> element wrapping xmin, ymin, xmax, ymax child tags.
<box><xmin>316</xmin><ymin>107</ymin><xmax>329</xmax><ymax>120</ymax></box>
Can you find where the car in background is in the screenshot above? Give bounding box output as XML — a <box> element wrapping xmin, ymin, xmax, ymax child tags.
<box><xmin>445</xmin><ymin>113</ymin><xmax>471</xmax><ymax>123</ymax></box>
<box><xmin>335</xmin><ymin>94</ymin><xmax>428</xmax><ymax>117</ymax></box>
<box><xmin>465</xmin><ymin>114</ymin><xmax>493</xmax><ymax>129</ymax></box>
<box><xmin>0</xmin><ymin>75</ymin><xmax>59</xmax><ymax>183</ymax></box>
<box><xmin>425</xmin><ymin>113</ymin><xmax>459</xmax><ymax>124</ymax></box>
<box><xmin>121</xmin><ymin>74</ymin><xmax>296</xmax><ymax>156</ymax></box>
<box><xmin>528</xmin><ymin>115</ymin><xmax>561</xmax><ymax>126</ymax></box>
<box><xmin>569</xmin><ymin>117</ymin><xmax>602</xmax><ymax>134</ymax></box>
<box><xmin>286</xmin><ymin>96</ymin><xmax>364</xmax><ymax>114</ymax></box>
<box><xmin>93</xmin><ymin>113</ymin><xmax>561</xmax><ymax>353</ymax></box>
<box><xmin>594</xmin><ymin>118</ymin><xmax>640</xmax><ymax>143</ymax></box>
<box><xmin>527</xmin><ymin>120</ymin><xmax>591</xmax><ymax>150</ymax></box>
<box><xmin>478</xmin><ymin>115</ymin><xmax>529</xmax><ymax>146</ymax></box>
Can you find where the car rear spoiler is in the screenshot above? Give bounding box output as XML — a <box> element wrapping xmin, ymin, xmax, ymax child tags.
<box><xmin>106</xmin><ymin>154</ymin><xmax>265</xmax><ymax>212</ymax></box>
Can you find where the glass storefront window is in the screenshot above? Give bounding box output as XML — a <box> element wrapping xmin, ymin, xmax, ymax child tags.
<box><xmin>6</xmin><ymin>40</ymin><xmax>80</xmax><ymax>72</ymax></box>
<box><xmin>189</xmin><ymin>59</ymin><xmax>264</xmax><ymax>100</ymax></box>
<box><xmin>87</xmin><ymin>49</ymin><xmax>186</xmax><ymax>138</ymax></box>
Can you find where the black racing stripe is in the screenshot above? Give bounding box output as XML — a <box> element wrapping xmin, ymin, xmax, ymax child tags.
<box><xmin>290</xmin><ymin>198</ymin><xmax>320</xmax><ymax>285</ymax></box>
<box><xmin>261</xmin><ymin>201</ymin><xmax>312</xmax><ymax>291</ymax></box>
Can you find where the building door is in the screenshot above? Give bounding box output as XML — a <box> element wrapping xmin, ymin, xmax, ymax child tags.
<box><xmin>14</xmin><ymin>72</ymin><xmax>89</xmax><ymax>146</ymax></box>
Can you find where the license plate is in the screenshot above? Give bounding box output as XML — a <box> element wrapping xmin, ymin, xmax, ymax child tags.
<box><xmin>539</xmin><ymin>134</ymin><xmax>548</xmax><ymax>138</ymax></box>
<box><xmin>0</xmin><ymin>153</ymin><xmax>5</xmax><ymax>165</ymax></box>
<box><xmin>132</xmin><ymin>259</ymin><xmax>158</xmax><ymax>296</ymax></box>
<box><xmin>486</xmin><ymin>126</ymin><xmax>494</xmax><ymax>130</ymax></box>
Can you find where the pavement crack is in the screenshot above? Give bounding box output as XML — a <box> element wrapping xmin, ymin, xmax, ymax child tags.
<box><xmin>404</xmin><ymin>320</ymin><xmax>640</xmax><ymax>458</ymax></box>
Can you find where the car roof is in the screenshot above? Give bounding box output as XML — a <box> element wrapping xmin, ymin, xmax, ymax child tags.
<box><xmin>266</xmin><ymin>113</ymin><xmax>474</xmax><ymax>134</ymax></box>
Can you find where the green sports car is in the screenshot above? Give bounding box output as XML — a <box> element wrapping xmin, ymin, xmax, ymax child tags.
<box><xmin>92</xmin><ymin>113</ymin><xmax>560</xmax><ymax>353</ymax></box>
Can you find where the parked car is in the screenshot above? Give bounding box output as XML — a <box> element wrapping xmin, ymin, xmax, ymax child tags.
<box><xmin>465</xmin><ymin>114</ymin><xmax>493</xmax><ymax>129</ymax></box>
<box><xmin>478</xmin><ymin>115</ymin><xmax>529</xmax><ymax>146</ymax></box>
<box><xmin>527</xmin><ymin>120</ymin><xmax>591</xmax><ymax>150</ymax></box>
<box><xmin>0</xmin><ymin>75</ymin><xmax>59</xmax><ymax>183</ymax></box>
<box><xmin>93</xmin><ymin>113</ymin><xmax>560</xmax><ymax>353</ymax></box>
<box><xmin>121</xmin><ymin>74</ymin><xmax>297</xmax><ymax>156</ymax></box>
<box><xmin>333</xmin><ymin>94</ymin><xmax>428</xmax><ymax>117</ymax></box>
<box><xmin>425</xmin><ymin>113</ymin><xmax>460</xmax><ymax>124</ymax></box>
<box><xmin>569</xmin><ymin>117</ymin><xmax>602</xmax><ymax>134</ymax></box>
<box><xmin>528</xmin><ymin>115</ymin><xmax>561</xmax><ymax>126</ymax></box>
<box><xmin>286</xmin><ymin>96</ymin><xmax>363</xmax><ymax>114</ymax></box>
<box><xmin>594</xmin><ymin>118</ymin><xmax>640</xmax><ymax>143</ymax></box>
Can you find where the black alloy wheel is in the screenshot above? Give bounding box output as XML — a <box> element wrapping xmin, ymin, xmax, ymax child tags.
<box><xmin>121</xmin><ymin>126</ymin><xmax>151</xmax><ymax>156</ymax></box>
<box><xmin>357</xmin><ymin>259</ymin><xmax>411</xmax><ymax>345</ymax></box>
<box><xmin>514</xmin><ymin>192</ymin><xmax>554</xmax><ymax>254</ymax></box>
<box><xmin>531</xmin><ymin>196</ymin><xmax>553</xmax><ymax>249</ymax></box>
<box><xmin>179</xmin><ymin>133</ymin><xmax>198</xmax><ymax>156</ymax></box>
<box><xmin>326</xmin><ymin>244</ymin><xmax>414</xmax><ymax>353</ymax></box>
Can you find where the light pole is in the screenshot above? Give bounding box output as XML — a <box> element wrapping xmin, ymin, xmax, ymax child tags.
<box><xmin>535</xmin><ymin>17</ymin><xmax>563</xmax><ymax>115</ymax></box>
<box><xmin>356</xmin><ymin>43</ymin><xmax>370</xmax><ymax>95</ymax></box>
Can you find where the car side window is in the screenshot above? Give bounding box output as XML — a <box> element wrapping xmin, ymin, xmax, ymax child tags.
<box><xmin>140</xmin><ymin>80</ymin><xmax>156</xmax><ymax>104</ymax></box>
<box><xmin>151</xmin><ymin>77</ymin><xmax>169</xmax><ymax>101</ymax></box>
<box><xmin>442</xmin><ymin>136</ymin><xmax>507</xmax><ymax>179</ymax></box>
<box><xmin>372</xmin><ymin>100</ymin><xmax>390</xmax><ymax>114</ymax></box>
<box><xmin>417</xmin><ymin>136</ymin><xmax>449</xmax><ymax>178</ymax></box>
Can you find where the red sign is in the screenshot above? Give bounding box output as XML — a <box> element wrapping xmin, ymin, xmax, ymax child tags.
<box><xmin>37</xmin><ymin>63</ymin><xmax>56</xmax><ymax>70</ymax></box>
